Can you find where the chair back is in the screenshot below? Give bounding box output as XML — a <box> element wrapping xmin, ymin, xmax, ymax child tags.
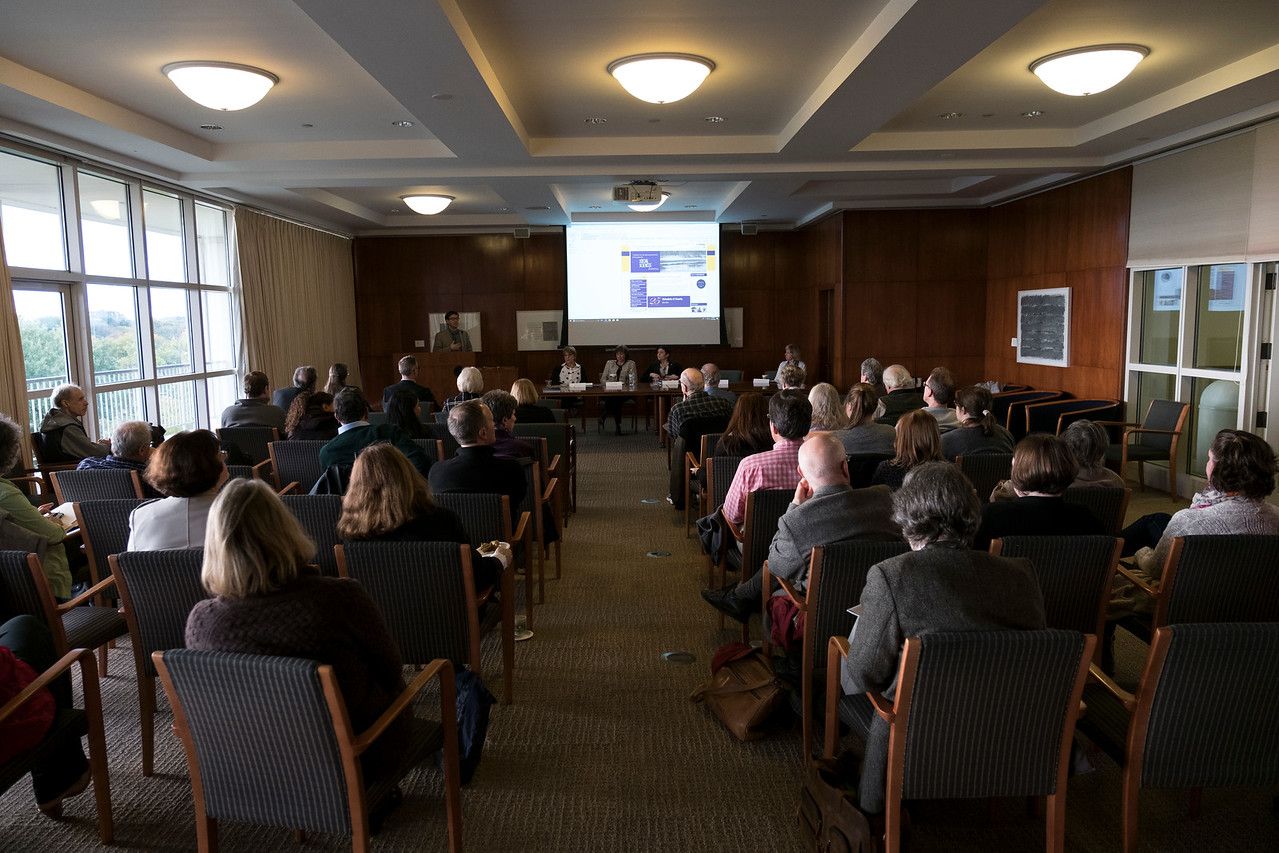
<box><xmin>513</xmin><ymin>424</ymin><xmax>570</xmax><ymax>469</ymax></box>
<box><xmin>110</xmin><ymin>550</ymin><xmax>207</xmax><ymax>678</ymax></box>
<box><xmin>519</xmin><ymin>460</ymin><xmax>545</xmax><ymax>545</ymax></box>
<box><xmin>991</xmin><ymin>536</ymin><xmax>1120</xmax><ymax>641</ymax></box>
<box><xmin>1161</xmin><ymin>535</ymin><xmax>1279</xmax><ymax>626</ymax></box>
<box><xmin>429</xmin><ymin>423</ymin><xmax>461</xmax><ymax>459</ymax></box>
<box><xmin>678</xmin><ymin>415</ymin><xmax>731</xmax><ymax>453</ymax></box>
<box><xmin>280</xmin><ymin>495</ymin><xmax>343</xmax><ymax>577</ymax></box>
<box><xmin>0</xmin><ymin>550</ymin><xmax>49</xmax><ymax>626</ymax></box>
<box><xmin>412</xmin><ymin>438</ymin><xmax>444</xmax><ymax>465</ymax></box>
<box><xmin>336</xmin><ymin>542</ymin><xmax>479</xmax><ymax>670</ymax></box>
<box><xmin>434</xmin><ymin>411</ymin><xmax>448</xmax><ymax>424</ymax></box>
<box><xmin>1023</xmin><ymin>399</ymin><xmax>1122</xmax><ymax>436</ymax></box>
<box><xmin>49</xmin><ymin>469</ymin><xmax>143</xmax><ymax>503</ymax></box>
<box><xmin>154</xmin><ymin>649</ymin><xmax>359</xmax><ymax>835</ymax></box>
<box><xmin>366</xmin><ymin>411</ymin><xmax>388</xmax><ymax>426</ymax></box>
<box><xmin>267</xmin><ymin>440</ymin><xmax>326</xmax><ymax>491</ymax></box>
<box><xmin>434</xmin><ymin>493</ymin><xmax>512</xmax><ymax>545</ymax></box>
<box><xmin>740</xmin><ymin>489</ymin><xmax>794</xmax><ymax>579</ymax></box>
<box><xmin>1062</xmin><ymin>487</ymin><xmax>1130</xmax><ymax>536</ymax></box>
<box><xmin>955</xmin><ymin>453</ymin><xmax>1013</xmax><ymax>502</ymax></box>
<box><xmin>1136</xmin><ymin>399</ymin><xmax>1189</xmax><ymax>452</ymax></box>
<box><xmin>29</xmin><ymin>431</ymin><xmax>78</xmax><ymax>470</ymax></box>
<box><xmin>225</xmin><ymin>464</ymin><xmax>256</xmax><ymax>481</ymax></box>
<box><xmin>698</xmin><ymin>433</ymin><xmax>723</xmax><ymax>464</ymax></box>
<box><xmin>705</xmin><ymin>456</ymin><xmax>745</xmax><ymax>513</ymax></box>
<box><xmin>76</xmin><ymin>498</ymin><xmax>147</xmax><ymax>588</ymax></box>
<box><xmin>847</xmin><ymin>452</ymin><xmax>892</xmax><ymax>489</ymax></box>
<box><xmin>893</xmin><ymin>630</ymin><xmax>1091</xmax><ymax>800</ymax></box>
<box><xmin>1134</xmin><ymin>623</ymin><xmax>1279</xmax><ymax>790</ymax></box>
<box><xmin>991</xmin><ymin>390</ymin><xmax>1060</xmax><ymax>429</ymax></box>
<box><xmin>216</xmin><ymin>427</ymin><xmax>279</xmax><ymax>465</ymax></box>
<box><xmin>719</xmin><ymin>370</ymin><xmax>744</xmax><ymax>383</ymax></box>
<box><xmin>807</xmin><ymin>541</ymin><xmax>911</xmax><ymax>676</ymax></box>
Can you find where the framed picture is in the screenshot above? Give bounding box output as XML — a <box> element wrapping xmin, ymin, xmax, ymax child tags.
<box><xmin>516</xmin><ymin>310</ymin><xmax>564</xmax><ymax>351</ymax></box>
<box><xmin>1017</xmin><ymin>287</ymin><xmax>1070</xmax><ymax>367</ymax></box>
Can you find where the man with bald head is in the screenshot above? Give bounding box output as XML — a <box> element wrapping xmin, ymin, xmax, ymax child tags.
<box><xmin>666</xmin><ymin>367</ymin><xmax>735</xmax><ymax>508</ymax></box>
<box><xmin>702</xmin><ymin>432</ymin><xmax>903</xmax><ymax>622</ymax></box>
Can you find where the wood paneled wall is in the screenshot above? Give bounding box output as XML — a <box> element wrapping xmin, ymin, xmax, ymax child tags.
<box><xmin>984</xmin><ymin>169</ymin><xmax>1132</xmax><ymax>399</ymax></box>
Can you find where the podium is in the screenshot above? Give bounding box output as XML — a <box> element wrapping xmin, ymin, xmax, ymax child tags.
<box><xmin>392</xmin><ymin>352</ymin><xmax>516</xmax><ymax>410</ymax></box>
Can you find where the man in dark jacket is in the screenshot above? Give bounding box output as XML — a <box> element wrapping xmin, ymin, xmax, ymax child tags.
<box><xmin>38</xmin><ymin>384</ymin><xmax>108</xmax><ymax>462</ymax></box>
<box><xmin>381</xmin><ymin>355</ymin><xmax>436</xmax><ymax>408</ymax></box>
<box><xmin>318</xmin><ymin>388</ymin><xmax>429</xmax><ymax>476</ymax></box>
<box><xmin>428</xmin><ymin>400</ymin><xmax>525</xmax><ymax>524</ymax></box>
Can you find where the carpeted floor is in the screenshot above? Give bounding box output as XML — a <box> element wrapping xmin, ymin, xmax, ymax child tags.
<box><xmin>2</xmin><ymin>427</ymin><xmax>1276</xmax><ymax>851</ymax></box>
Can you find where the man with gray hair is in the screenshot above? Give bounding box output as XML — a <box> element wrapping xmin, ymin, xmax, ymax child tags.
<box><xmin>873</xmin><ymin>364</ymin><xmax>925</xmax><ymax>425</ymax></box>
<box><xmin>665</xmin><ymin>367</ymin><xmax>734</xmax><ymax>508</ymax></box>
<box><xmin>38</xmin><ymin>383</ymin><xmax>109</xmax><ymax>462</ymax></box>
<box><xmin>428</xmin><ymin>400</ymin><xmax>526</xmax><ymax>523</ymax></box>
<box><xmin>272</xmin><ymin>365</ymin><xmax>316</xmax><ymax>412</ymax></box>
<box><xmin>860</xmin><ymin>357</ymin><xmax>886</xmax><ymax>396</ymax></box>
<box><xmin>701</xmin><ymin>363</ymin><xmax>737</xmax><ymax>406</ymax></box>
<box><xmin>381</xmin><ymin>355</ymin><xmax>436</xmax><ymax>408</ymax></box>
<box><xmin>75</xmin><ymin>420</ymin><xmax>162</xmax><ymax>497</ymax></box>
<box><xmin>920</xmin><ymin>366</ymin><xmax>959</xmax><ymax>431</ymax></box>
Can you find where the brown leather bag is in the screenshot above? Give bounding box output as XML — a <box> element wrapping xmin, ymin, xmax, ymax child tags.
<box><xmin>690</xmin><ymin>645</ymin><xmax>785</xmax><ymax>741</ymax></box>
<box><xmin>796</xmin><ymin>757</ymin><xmax>874</xmax><ymax>853</ymax></box>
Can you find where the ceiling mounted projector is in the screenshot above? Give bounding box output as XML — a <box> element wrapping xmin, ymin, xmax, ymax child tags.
<box><xmin>613</xmin><ymin>182</ymin><xmax>664</xmax><ymax>203</ymax></box>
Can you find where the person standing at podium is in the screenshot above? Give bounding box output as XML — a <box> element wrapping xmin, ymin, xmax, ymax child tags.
<box><xmin>432</xmin><ymin>310</ymin><xmax>473</xmax><ymax>352</ymax></box>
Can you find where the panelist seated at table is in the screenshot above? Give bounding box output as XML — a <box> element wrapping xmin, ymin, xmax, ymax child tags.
<box><xmin>599</xmin><ymin>345</ymin><xmax>638</xmax><ymax>435</ymax></box>
<box><xmin>642</xmin><ymin>347</ymin><xmax>682</xmax><ymax>384</ymax></box>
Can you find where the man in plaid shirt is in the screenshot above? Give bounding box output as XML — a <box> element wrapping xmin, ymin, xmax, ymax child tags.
<box><xmin>666</xmin><ymin>368</ymin><xmax>735</xmax><ymax>508</ymax></box>
<box><xmin>721</xmin><ymin>390</ymin><xmax>811</xmax><ymax>526</ymax></box>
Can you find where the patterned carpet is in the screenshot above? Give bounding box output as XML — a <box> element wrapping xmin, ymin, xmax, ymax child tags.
<box><xmin>1</xmin><ymin>427</ymin><xmax>1275</xmax><ymax>851</ymax></box>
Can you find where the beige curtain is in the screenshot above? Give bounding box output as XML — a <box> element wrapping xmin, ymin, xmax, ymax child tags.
<box><xmin>0</xmin><ymin>218</ymin><xmax>33</xmax><ymax>465</ymax></box>
<box><xmin>234</xmin><ymin>209</ymin><xmax>360</xmax><ymax>397</ymax></box>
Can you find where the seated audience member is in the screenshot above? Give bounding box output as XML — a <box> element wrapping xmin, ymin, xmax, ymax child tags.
<box><xmin>76</xmin><ymin>420</ymin><xmax>162</xmax><ymax>498</ymax></box>
<box><xmin>973</xmin><ymin>433</ymin><xmax>1104</xmax><ymax>551</ymax></box>
<box><xmin>1061</xmin><ymin>419</ymin><xmax>1126</xmax><ymax>489</ymax></box>
<box><xmin>220</xmin><ymin>371</ymin><xmax>286</xmax><ymax>431</ymax></box>
<box><xmin>841</xmin><ymin>462</ymin><xmax>1046</xmax><ymax>814</ymax></box>
<box><xmin>831</xmin><ymin>383</ymin><xmax>895</xmax><ymax>456</ymax></box>
<box><xmin>128</xmin><ymin>429</ymin><xmax>228</xmax><ymax>551</ymax></box>
<box><xmin>337</xmin><ymin>443</ymin><xmax>511</xmax><ymax>591</ymax></box>
<box><xmin>428</xmin><ymin>400</ymin><xmax>526</xmax><ymax>524</ymax></box>
<box><xmin>599</xmin><ymin>346</ymin><xmax>638</xmax><ymax>434</ymax></box>
<box><xmin>38</xmin><ymin>383</ymin><xmax>109</xmax><ymax>462</ymax></box>
<box><xmin>432</xmin><ymin>310</ymin><xmax>472</xmax><ymax>352</ymax></box>
<box><xmin>701</xmin><ymin>433</ymin><xmax>901</xmax><ymax>622</ymax></box>
<box><xmin>777</xmin><ymin>363</ymin><xmax>806</xmax><ymax>391</ymax></box>
<box><xmin>872</xmin><ymin>410</ymin><xmax>943</xmax><ymax>491</ymax></box>
<box><xmin>807</xmin><ymin>383</ymin><xmax>848</xmax><ymax>432</ymax></box>
<box><xmin>702</xmin><ymin>363</ymin><xmax>737</xmax><ymax>406</ymax></box>
<box><xmin>873</xmin><ymin>364</ymin><xmax>925</xmax><ymax>425</ymax></box>
<box><xmin>666</xmin><ymin>368</ymin><xmax>735</xmax><ymax>508</ymax></box>
<box><xmin>385</xmin><ymin>389</ymin><xmax>428</xmax><ymax>439</ymax></box>
<box><xmin>319</xmin><ymin>388</ymin><xmax>430</xmax><ymax>477</ymax></box>
<box><xmin>381</xmin><ymin>355</ymin><xmax>436</xmax><ymax>409</ymax></box>
<box><xmin>721</xmin><ymin>390</ymin><xmax>812</xmax><ymax>527</ymax></box>
<box><xmin>0</xmin><ymin>615</ymin><xmax>92</xmax><ymax>818</ymax></box>
<box><xmin>442</xmin><ymin>366</ymin><xmax>484</xmax><ymax>414</ymax></box>
<box><xmin>776</xmin><ymin>344</ymin><xmax>806</xmax><ymax>382</ymax></box>
<box><xmin>324</xmin><ymin>362</ymin><xmax>356</xmax><ymax>397</ymax></box>
<box><xmin>860</xmin><ymin>357</ymin><xmax>887</xmax><ymax>398</ymax></box>
<box><xmin>185</xmin><ymin>478</ymin><xmax>409</xmax><ymax>778</ymax></box>
<box><xmin>695</xmin><ymin>392</ymin><xmax>773</xmax><ymax>491</ymax></box>
<box><xmin>511</xmin><ymin>379</ymin><xmax>556</xmax><ymax>424</ymax></box>
<box><xmin>642</xmin><ymin>346</ymin><xmax>682</xmax><ymax>384</ymax></box>
<box><xmin>272</xmin><ymin>365</ymin><xmax>316</xmax><ymax>412</ymax></box>
<box><xmin>482</xmin><ymin>390</ymin><xmax>533</xmax><ymax>461</ymax></box>
<box><xmin>0</xmin><ymin>413</ymin><xmax>73</xmax><ymax>599</ymax></box>
<box><xmin>920</xmin><ymin>367</ymin><xmax>959</xmax><ymax>431</ymax></box>
<box><xmin>284</xmin><ymin>391</ymin><xmax>338</xmax><ymax>441</ymax></box>
<box><xmin>1112</xmin><ymin>429</ymin><xmax>1279</xmax><ymax>618</ymax></box>
<box><xmin>941</xmin><ymin>386</ymin><xmax>1014</xmax><ymax>460</ymax></box>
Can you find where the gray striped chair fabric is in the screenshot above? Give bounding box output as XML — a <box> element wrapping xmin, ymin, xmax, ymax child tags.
<box><xmin>411</xmin><ymin>438</ymin><xmax>444</xmax><ymax>465</ymax></box>
<box><xmin>519</xmin><ymin>459</ymin><xmax>547</xmax><ymax>611</ymax></box>
<box><xmin>1062</xmin><ymin>486</ymin><xmax>1130</xmax><ymax>536</ymax></box>
<box><xmin>992</xmin><ymin>535</ymin><xmax>1121</xmax><ymax>638</ymax></box>
<box><xmin>428</xmin><ymin>423</ymin><xmax>461</xmax><ymax>460</ymax></box>
<box><xmin>702</xmin><ymin>455</ymin><xmax>745</xmax><ymax>586</ymax></box>
<box><xmin>955</xmin><ymin>453</ymin><xmax>1013</xmax><ymax>503</ymax></box>
<box><xmin>225</xmin><ymin>464</ymin><xmax>256</xmax><ymax>481</ymax></box>
<box><xmin>216</xmin><ymin>426</ymin><xmax>278</xmax><ymax>465</ymax></box>
<box><xmin>267</xmin><ymin>440</ymin><xmax>326</xmax><ymax>492</ymax></box>
<box><xmin>733</xmin><ymin>488</ymin><xmax>792</xmax><ymax>643</ymax></box>
<box><xmin>154</xmin><ymin>649</ymin><xmax>450</xmax><ymax>844</ymax></box>
<box><xmin>109</xmin><ymin>548</ymin><xmax>208</xmax><ymax>775</ymax></box>
<box><xmin>75</xmin><ymin>498</ymin><xmax>148</xmax><ymax>592</ymax></box>
<box><xmin>280</xmin><ymin>494</ymin><xmax>343</xmax><ymax>577</ymax></box>
<box><xmin>49</xmin><ymin>468</ymin><xmax>142</xmax><ymax>502</ymax></box>
<box><xmin>514</xmin><ymin>423</ymin><xmax>574</xmax><ymax>512</ymax></box>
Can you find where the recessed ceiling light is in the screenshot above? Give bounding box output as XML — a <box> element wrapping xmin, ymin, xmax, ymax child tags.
<box><xmin>981</xmin><ymin>113</ymin><xmax>995</xmax><ymax>118</ymax></box>
<box><xmin>302</xmin><ymin>123</ymin><xmax>314</xmax><ymax>128</ymax></box>
<box><xmin>162</xmin><ymin>61</ymin><xmax>278</xmax><ymax>111</ymax></box>
<box><xmin>589</xmin><ymin>205</ymin><xmax>602</xmax><ymax>209</ymax></box>
<box><xmin>607</xmin><ymin>53</ymin><xmax>715</xmax><ymax>104</ymax></box>
<box><xmin>649</xmin><ymin>118</ymin><xmax>661</xmax><ymax>123</ymax></box>
<box><xmin>432</xmin><ymin>94</ymin><xmax>454</xmax><ymax>101</ymax></box>
<box><xmin>199</xmin><ymin>124</ymin><xmax>223</xmax><ymax>131</ymax></box>
<box><xmin>939</xmin><ymin>112</ymin><xmax>963</xmax><ymax>120</ymax></box>
<box><xmin>705</xmin><ymin>116</ymin><xmax>725</xmax><ymax>123</ymax></box>
<box><xmin>684</xmin><ymin>205</ymin><xmax>697</xmax><ymax>209</ymax></box>
<box><xmin>1021</xmin><ymin>110</ymin><xmax>1044</xmax><ymax>117</ymax></box>
<box><xmin>392</xmin><ymin>120</ymin><xmax>415</xmax><ymax>127</ymax></box>
<box><xmin>584</xmin><ymin>117</ymin><xmax>607</xmax><ymax>124</ymax></box>
<box><xmin>526</xmin><ymin>206</ymin><xmax>550</xmax><ymax>211</ymax></box>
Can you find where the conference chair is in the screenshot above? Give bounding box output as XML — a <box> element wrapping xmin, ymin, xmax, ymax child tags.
<box><xmin>1078</xmin><ymin>622</ymin><xmax>1279</xmax><ymax>853</ymax></box>
<box><xmin>1022</xmin><ymin>398</ymin><xmax>1121</xmax><ymax>436</ymax></box>
<box><xmin>216</xmin><ymin>426</ymin><xmax>279</xmax><ymax>466</ymax></box>
<box><xmin>280</xmin><ymin>494</ymin><xmax>343</xmax><ymax>577</ymax></box>
<box><xmin>265</xmin><ymin>440</ymin><xmax>326</xmax><ymax>492</ymax></box>
<box><xmin>826</xmin><ymin>630</ymin><xmax>1095</xmax><ymax>853</ymax></box>
<box><xmin>28</xmin><ymin>432</ymin><xmax>78</xmax><ymax>476</ymax></box>
<box><xmin>684</xmin><ymin>431</ymin><xmax>723</xmax><ymax>536</ymax></box>
<box><xmin>701</xmin><ymin>455</ymin><xmax>744</xmax><ymax>589</ymax></box>
<box><xmin>991</xmin><ymin>390</ymin><xmax>1060</xmax><ymax>434</ymax></box>
<box><xmin>154</xmin><ymin>648</ymin><xmax>461</xmax><ymax>853</ymax></box>
<box><xmin>1062</xmin><ymin>486</ymin><xmax>1130</xmax><ymax>536</ymax></box>
<box><xmin>955</xmin><ymin>453</ymin><xmax>1013</xmax><ymax>503</ymax></box>
<box><xmin>49</xmin><ymin>468</ymin><xmax>144</xmax><ymax>503</ymax></box>
<box><xmin>428</xmin><ymin>423</ymin><xmax>461</xmax><ymax>461</ymax></box>
<box><xmin>990</xmin><ymin>535</ymin><xmax>1121</xmax><ymax>664</ymax></box>
<box><xmin>517</xmin><ymin>458</ymin><xmax>561</xmax><ymax>605</ymax></box>
<box><xmin>765</xmin><ymin>540</ymin><xmax>909</xmax><ymax>762</ymax></box>
<box><xmin>719</xmin><ymin>369</ymin><xmax>744</xmax><ymax>383</ymax></box>
<box><xmin>109</xmin><ymin>549</ymin><xmax>207</xmax><ymax>776</ymax></box>
<box><xmin>725</xmin><ymin>489</ymin><xmax>792</xmax><ymax>643</ymax></box>
<box><xmin>0</xmin><ymin>646</ymin><xmax>113</xmax><ymax>843</ymax></box>
<box><xmin>74</xmin><ymin>497</ymin><xmax>147</xmax><ymax>603</ymax></box>
<box><xmin>225</xmin><ymin>464</ymin><xmax>256</xmax><ymax>481</ymax></box>
<box><xmin>365</xmin><ymin>411</ymin><xmax>386</xmax><ymax>426</ymax></box>
<box><xmin>411</xmin><ymin>437</ymin><xmax>445</xmax><ymax>466</ymax></box>
<box><xmin>515</xmin><ymin>423</ymin><xmax>575</xmax><ymax>514</ymax></box>
<box><xmin>1098</xmin><ymin>399</ymin><xmax>1189</xmax><ymax>499</ymax></box>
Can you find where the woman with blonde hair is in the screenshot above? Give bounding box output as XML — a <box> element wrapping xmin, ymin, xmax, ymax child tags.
<box><xmin>337</xmin><ymin>443</ymin><xmax>509</xmax><ymax>590</ymax></box>
<box><xmin>807</xmin><ymin>383</ymin><xmax>848</xmax><ymax>432</ymax></box>
<box><xmin>511</xmin><ymin>378</ymin><xmax>556</xmax><ymax>423</ymax></box>
<box><xmin>832</xmin><ymin>383</ymin><xmax>895</xmax><ymax>455</ymax></box>
<box><xmin>871</xmin><ymin>409</ymin><xmax>943</xmax><ymax>491</ymax></box>
<box><xmin>324</xmin><ymin>362</ymin><xmax>354</xmax><ymax>397</ymax></box>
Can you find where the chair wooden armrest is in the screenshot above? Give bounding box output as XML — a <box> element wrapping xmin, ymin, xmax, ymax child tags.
<box><xmin>1116</xmin><ymin>563</ymin><xmax>1160</xmax><ymax>596</ymax></box>
<box><xmin>776</xmin><ymin>576</ymin><xmax>806</xmax><ymax>609</ymax></box>
<box><xmin>10</xmin><ymin>475</ymin><xmax>47</xmax><ymax>497</ymax></box>
<box><xmin>0</xmin><ymin>647</ymin><xmax>94</xmax><ymax>723</ymax></box>
<box><xmin>684</xmin><ymin>450</ymin><xmax>699</xmax><ymax>471</ymax></box>
<box><xmin>1087</xmin><ymin>662</ymin><xmax>1137</xmax><ymax>711</ymax></box>
<box><xmin>251</xmin><ymin>459</ymin><xmax>272</xmax><ymax>480</ymax></box>
<box><xmin>1121</xmin><ymin>426</ymin><xmax>1182</xmax><ymax>440</ymax></box>
<box><xmin>277</xmin><ymin>481</ymin><xmax>300</xmax><ymax>495</ymax></box>
<box><xmin>547</xmin><ymin>453</ymin><xmax>563</xmax><ymax>478</ymax></box>
<box><xmin>824</xmin><ymin>636</ymin><xmax>851</xmax><ymax>758</ymax></box>
<box><xmin>512</xmin><ymin>510</ymin><xmax>530</xmax><ymax>547</ymax></box>
<box><xmin>56</xmin><ymin>573</ymin><xmax>117</xmax><ymax>612</ymax></box>
<box><xmin>867</xmin><ymin>690</ymin><xmax>895</xmax><ymax>722</ymax></box>
<box><xmin>1093</xmin><ymin>420</ymin><xmax>1142</xmax><ymax>429</ymax></box>
<box><xmin>352</xmin><ymin>658</ymin><xmax>457</xmax><ymax>754</ymax></box>
<box><xmin>725</xmin><ymin>515</ymin><xmax>745</xmax><ymax>543</ymax></box>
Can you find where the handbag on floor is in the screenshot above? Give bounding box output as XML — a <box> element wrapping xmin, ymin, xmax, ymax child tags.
<box><xmin>796</xmin><ymin>757</ymin><xmax>874</xmax><ymax>853</ymax></box>
<box><xmin>690</xmin><ymin>642</ymin><xmax>785</xmax><ymax>741</ymax></box>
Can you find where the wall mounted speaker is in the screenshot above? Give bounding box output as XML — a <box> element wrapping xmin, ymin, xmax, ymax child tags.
<box><xmin>741</xmin><ymin>223</ymin><xmax>758</xmax><ymax>236</ymax></box>
<box><xmin>514</xmin><ymin>227</ymin><xmax>531</xmax><ymax>239</ymax></box>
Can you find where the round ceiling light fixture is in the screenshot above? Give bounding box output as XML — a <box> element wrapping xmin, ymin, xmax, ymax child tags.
<box><xmin>162</xmin><ymin>61</ymin><xmax>279</xmax><ymax>111</ymax></box>
<box><xmin>607</xmin><ymin>53</ymin><xmax>715</xmax><ymax>104</ymax></box>
<box><xmin>1030</xmin><ymin>45</ymin><xmax>1148</xmax><ymax>96</ymax></box>
<box><xmin>628</xmin><ymin>192</ymin><xmax>671</xmax><ymax>212</ymax></box>
<box><xmin>400</xmin><ymin>194</ymin><xmax>454</xmax><ymax>215</ymax></box>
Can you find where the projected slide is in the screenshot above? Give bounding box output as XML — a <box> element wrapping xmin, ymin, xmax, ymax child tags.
<box><xmin>566</xmin><ymin>222</ymin><xmax>723</xmax><ymax>346</ymax></box>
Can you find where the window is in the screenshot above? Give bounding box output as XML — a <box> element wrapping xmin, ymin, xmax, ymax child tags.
<box><xmin>4</xmin><ymin>143</ymin><xmax>238</xmax><ymax>446</ymax></box>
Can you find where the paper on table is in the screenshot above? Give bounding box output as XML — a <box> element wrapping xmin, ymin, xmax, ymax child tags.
<box><xmin>49</xmin><ymin>502</ymin><xmax>78</xmax><ymax>531</ymax></box>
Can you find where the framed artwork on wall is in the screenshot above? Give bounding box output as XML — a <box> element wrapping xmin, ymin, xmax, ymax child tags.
<box><xmin>516</xmin><ymin>310</ymin><xmax>564</xmax><ymax>351</ymax></box>
<box><xmin>1016</xmin><ymin>287</ymin><xmax>1070</xmax><ymax>367</ymax></box>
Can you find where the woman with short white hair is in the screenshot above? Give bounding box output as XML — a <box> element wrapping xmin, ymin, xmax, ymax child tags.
<box><xmin>442</xmin><ymin>365</ymin><xmax>484</xmax><ymax>414</ymax></box>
